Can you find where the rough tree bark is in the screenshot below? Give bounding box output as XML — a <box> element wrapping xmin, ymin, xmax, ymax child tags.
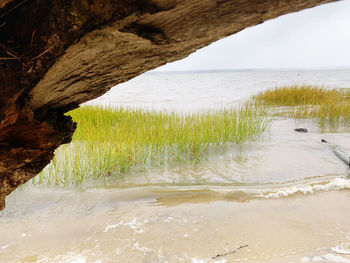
<box><xmin>0</xmin><ymin>0</ymin><xmax>336</xmax><ymax>210</ymax></box>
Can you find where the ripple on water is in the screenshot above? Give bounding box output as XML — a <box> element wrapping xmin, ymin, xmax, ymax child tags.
<box><xmin>100</xmin><ymin>118</ymin><xmax>350</xmax><ymax>189</ymax></box>
<box><xmin>3</xmin><ymin>71</ymin><xmax>350</xmax><ymax>262</ymax></box>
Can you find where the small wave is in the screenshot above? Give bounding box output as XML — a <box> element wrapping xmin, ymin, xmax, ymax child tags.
<box><xmin>302</xmin><ymin>254</ymin><xmax>350</xmax><ymax>263</ymax></box>
<box><xmin>148</xmin><ymin>177</ymin><xmax>350</xmax><ymax>206</ymax></box>
<box><xmin>161</xmin><ymin>177</ymin><xmax>350</xmax><ymax>201</ymax></box>
<box><xmin>36</xmin><ymin>253</ymin><xmax>88</xmax><ymax>263</ymax></box>
<box><xmin>332</xmin><ymin>244</ymin><xmax>350</xmax><ymax>255</ymax></box>
<box><xmin>253</xmin><ymin>177</ymin><xmax>350</xmax><ymax>199</ymax></box>
<box><xmin>103</xmin><ymin>218</ymin><xmax>145</xmax><ymax>234</ymax></box>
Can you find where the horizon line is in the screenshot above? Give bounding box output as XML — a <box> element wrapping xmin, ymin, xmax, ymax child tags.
<box><xmin>150</xmin><ymin>66</ymin><xmax>350</xmax><ymax>73</ymax></box>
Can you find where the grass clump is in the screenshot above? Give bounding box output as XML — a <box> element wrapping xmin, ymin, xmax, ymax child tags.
<box><xmin>253</xmin><ymin>85</ymin><xmax>344</xmax><ymax>106</ymax></box>
<box><xmin>252</xmin><ymin>85</ymin><xmax>350</xmax><ymax>125</ymax></box>
<box><xmin>35</xmin><ymin>104</ymin><xmax>269</xmax><ymax>185</ymax></box>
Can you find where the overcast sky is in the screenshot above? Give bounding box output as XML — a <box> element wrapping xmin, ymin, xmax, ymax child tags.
<box><xmin>155</xmin><ymin>0</ymin><xmax>350</xmax><ymax>71</ymax></box>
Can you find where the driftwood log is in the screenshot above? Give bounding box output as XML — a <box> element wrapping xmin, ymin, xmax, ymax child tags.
<box><xmin>0</xmin><ymin>0</ymin><xmax>336</xmax><ymax>210</ymax></box>
<box><xmin>322</xmin><ymin>139</ymin><xmax>350</xmax><ymax>167</ymax></box>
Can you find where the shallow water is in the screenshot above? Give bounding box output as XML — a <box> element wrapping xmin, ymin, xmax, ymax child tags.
<box><xmin>2</xmin><ymin>187</ymin><xmax>350</xmax><ymax>263</ymax></box>
<box><xmin>108</xmin><ymin>118</ymin><xmax>350</xmax><ymax>188</ymax></box>
<box><xmin>1</xmin><ymin>69</ymin><xmax>350</xmax><ymax>262</ymax></box>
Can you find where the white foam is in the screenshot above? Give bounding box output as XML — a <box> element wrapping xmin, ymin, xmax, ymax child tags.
<box><xmin>301</xmin><ymin>254</ymin><xmax>350</xmax><ymax>263</ymax></box>
<box><xmin>323</xmin><ymin>254</ymin><xmax>350</xmax><ymax>263</ymax></box>
<box><xmin>124</xmin><ymin>218</ymin><xmax>145</xmax><ymax>233</ymax></box>
<box><xmin>103</xmin><ymin>221</ymin><xmax>123</xmax><ymax>232</ymax></box>
<box><xmin>302</xmin><ymin>256</ymin><xmax>311</xmax><ymax>262</ymax></box>
<box><xmin>0</xmin><ymin>244</ymin><xmax>10</xmax><ymax>249</ymax></box>
<box><xmin>103</xmin><ymin>218</ymin><xmax>145</xmax><ymax>233</ymax></box>
<box><xmin>254</xmin><ymin>177</ymin><xmax>350</xmax><ymax>199</ymax></box>
<box><xmin>191</xmin><ymin>259</ymin><xmax>207</xmax><ymax>263</ymax></box>
<box><xmin>131</xmin><ymin>241</ymin><xmax>152</xmax><ymax>253</ymax></box>
<box><xmin>191</xmin><ymin>258</ymin><xmax>227</xmax><ymax>263</ymax></box>
<box><xmin>332</xmin><ymin>245</ymin><xmax>350</xmax><ymax>255</ymax></box>
<box><xmin>311</xmin><ymin>256</ymin><xmax>324</xmax><ymax>262</ymax></box>
<box><xmin>36</xmin><ymin>253</ymin><xmax>88</xmax><ymax>263</ymax></box>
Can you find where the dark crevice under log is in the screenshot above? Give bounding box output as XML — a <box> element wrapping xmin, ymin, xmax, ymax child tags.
<box><xmin>0</xmin><ymin>0</ymin><xmax>336</xmax><ymax>210</ymax></box>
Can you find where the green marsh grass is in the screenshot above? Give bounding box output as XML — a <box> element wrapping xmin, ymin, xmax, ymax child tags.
<box><xmin>35</xmin><ymin>104</ymin><xmax>270</xmax><ymax>185</ymax></box>
<box><xmin>252</xmin><ymin>85</ymin><xmax>350</xmax><ymax>125</ymax></box>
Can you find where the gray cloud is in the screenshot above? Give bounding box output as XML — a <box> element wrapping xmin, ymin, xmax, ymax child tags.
<box><xmin>155</xmin><ymin>1</ymin><xmax>350</xmax><ymax>71</ymax></box>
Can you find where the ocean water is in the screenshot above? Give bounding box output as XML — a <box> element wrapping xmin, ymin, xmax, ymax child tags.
<box><xmin>1</xmin><ymin>69</ymin><xmax>350</xmax><ymax>263</ymax></box>
<box><xmin>87</xmin><ymin>69</ymin><xmax>350</xmax><ymax>112</ymax></box>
